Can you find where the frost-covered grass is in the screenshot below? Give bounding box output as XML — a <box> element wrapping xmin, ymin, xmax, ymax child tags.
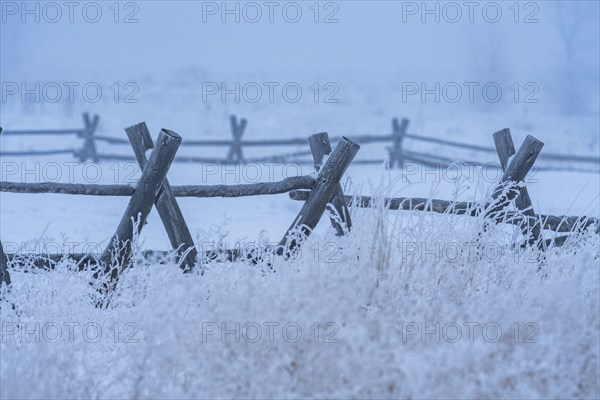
<box><xmin>1</xmin><ymin>188</ymin><xmax>599</xmax><ymax>399</ymax></box>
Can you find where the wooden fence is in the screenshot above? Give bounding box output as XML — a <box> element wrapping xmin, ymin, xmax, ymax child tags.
<box><xmin>1</xmin><ymin>113</ymin><xmax>599</xmax><ymax>173</ymax></box>
<box><xmin>1</xmin><ymin>121</ymin><xmax>599</xmax><ymax>306</ymax></box>
<box><xmin>0</xmin><ymin>123</ymin><xmax>359</xmax><ymax>306</ymax></box>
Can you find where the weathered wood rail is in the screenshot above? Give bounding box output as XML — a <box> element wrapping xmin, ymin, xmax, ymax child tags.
<box><xmin>1</xmin><ymin>113</ymin><xmax>599</xmax><ymax>173</ymax></box>
<box><xmin>0</xmin><ymin>177</ymin><xmax>316</xmax><ymax>197</ymax></box>
<box><xmin>288</xmin><ymin>191</ymin><xmax>600</xmax><ymax>234</ymax></box>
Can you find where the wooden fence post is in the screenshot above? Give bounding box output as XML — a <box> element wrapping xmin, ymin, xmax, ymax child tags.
<box><xmin>99</xmin><ymin>128</ymin><xmax>181</xmax><ymax>293</ymax></box>
<box><xmin>78</xmin><ymin>112</ymin><xmax>99</xmax><ymax>162</ymax></box>
<box><xmin>278</xmin><ymin>137</ymin><xmax>360</xmax><ymax>257</ymax></box>
<box><xmin>227</xmin><ymin>115</ymin><xmax>247</xmax><ymax>162</ymax></box>
<box><xmin>488</xmin><ymin>134</ymin><xmax>544</xmax><ymax>228</ymax></box>
<box><xmin>308</xmin><ymin>132</ymin><xmax>352</xmax><ymax>235</ymax></box>
<box><xmin>388</xmin><ymin>117</ymin><xmax>409</xmax><ymax>168</ymax></box>
<box><xmin>493</xmin><ymin>129</ymin><xmax>541</xmax><ymax>244</ymax></box>
<box><xmin>125</xmin><ymin>122</ymin><xmax>198</xmax><ymax>271</ymax></box>
<box><xmin>0</xmin><ymin>241</ymin><xmax>10</xmax><ymax>287</ymax></box>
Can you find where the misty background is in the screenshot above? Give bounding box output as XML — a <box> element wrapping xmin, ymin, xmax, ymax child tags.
<box><xmin>1</xmin><ymin>1</ymin><xmax>599</xmax><ymax>146</ymax></box>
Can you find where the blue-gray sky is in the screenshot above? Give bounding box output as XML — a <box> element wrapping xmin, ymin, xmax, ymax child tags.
<box><xmin>2</xmin><ymin>1</ymin><xmax>599</xmax><ymax>115</ymax></box>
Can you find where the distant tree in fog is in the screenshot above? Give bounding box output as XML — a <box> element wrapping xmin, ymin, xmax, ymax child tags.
<box><xmin>556</xmin><ymin>2</ymin><xmax>596</xmax><ymax>115</ymax></box>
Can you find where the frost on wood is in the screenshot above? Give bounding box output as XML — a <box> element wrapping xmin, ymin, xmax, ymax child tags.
<box><xmin>0</xmin><ymin>176</ymin><xmax>316</xmax><ymax>198</ymax></box>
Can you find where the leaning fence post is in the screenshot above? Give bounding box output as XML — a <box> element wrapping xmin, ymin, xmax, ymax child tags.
<box><xmin>0</xmin><ymin>241</ymin><xmax>11</xmax><ymax>287</ymax></box>
<box><xmin>99</xmin><ymin>129</ymin><xmax>181</xmax><ymax>294</ymax></box>
<box><xmin>126</xmin><ymin>122</ymin><xmax>198</xmax><ymax>271</ymax></box>
<box><xmin>78</xmin><ymin>112</ymin><xmax>99</xmax><ymax>162</ymax></box>
<box><xmin>487</xmin><ymin>135</ymin><xmax>544</xmax><ymax>234</ymax></box>
<box><xmin>493</xmin><ymin>129</ymin><xmax>541</xmax><ymax>244</ymax></box>
<box><xmin>308</xmin><ymin>132</ymin><xmax>352</xmax><ymax>235</ymax></box>
<box><xmin>227</xmin><ymin>115</ymin><xmax>247</xmax><ymax>163</ymax></box>
<box><xmin>388</xmin><ymin>117</ymin><xmax>409</xmax><ymax>168</ymax></box>
<box><xmin>278</xmin><ymin>137</ymin><xmax>360</xmax><ymax>257</ymax></box>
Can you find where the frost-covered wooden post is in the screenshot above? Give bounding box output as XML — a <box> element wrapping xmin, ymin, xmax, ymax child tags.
<box><xmin>387</xmin><ymin>117</ymin><xmax>409</xmax><ymax>168</ymax></box>
<box><xmin>227</xmin><ymin>115</ymin><xmax>247</xmax><ymax>163</ymax></box>
<box><xmin>100</xmin><ymin>128</ymin><xmax>181</xmax><ymax>290</ymax></box>
<box><xmin>493</xmin><ymin>129</ymin><xmax>541</xmax><ymax>244</ymax></box>
<box><xmin>78</xmin><ymin>112</ymin><xmax>99</xmax><ymax>162</ymax></box>
<box><xmin>0</xmin><ymin>241</ymin><xmax>10</xmax><ymax>287</ymax></box>
<box><xmin>278</xmin><ymin>137</ymin><xmax>360</xmax><ymax>257</ymax></box>
<box><xmin>488</xmin><ymin>134</ymin><xmax>544</xmax><ymax>232</ymax></box>
<box><xmin>308</xmin><ymin>132</ymin><xmax>352</xmax><ymax>235</ymax></box>
<box><xmin>126</xmin><ymin>122</ymin><xmax>198</xmax><ymax>271</ymax></box>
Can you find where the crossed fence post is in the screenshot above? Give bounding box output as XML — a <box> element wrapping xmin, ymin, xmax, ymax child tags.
<box><xmin>308</xmin><ymin>132</ymin><xmax>353</xmax><ymax>236</ymax></box>
<box><xmin>486</xmin><ymin>133</ymin><xmax>544</xmax><ymax>245</ymax></box>
<box><xmin>125</xmin><ymin>123</ymin><xmax>198</xmax><ymax>270</ymax></box>
<box><xmin>387</xmin><ymin>117</ymin><xmax>409</xmax><ymax>168</ymax></box>
<box><xmin>98</xmin><ymin>128</ymin><xmax>182</xmax><ymax>301</ymax></box>
<box><xmin>493</xmin><ymin>129</ymin><xmax>542</xmax><ymax>244</ymax></box>
<box><xmin>227</xmin><ymin>115</ymin><xmax>247</xmax><ymax>163</ymax></box>
<box><xmin>278</xmin><ymin>133</ymin><xmax>360</xmax><ymax>258</ymax></box>
<box><xmin>78</xmin><ymin>112</ymin><xmax>100</xmax><ymax>162</ymax></box>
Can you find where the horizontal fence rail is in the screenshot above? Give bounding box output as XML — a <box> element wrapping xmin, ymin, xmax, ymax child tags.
<box><xmin>0</xmin><ymin>129</ymin><xmax>84</xmax><ymax>136</ymax></box>
<box><xmin>4</xmin><ymin>247</ymin><xmax>282</xmax><ymax>271</ymax></box>
<box><xmin>289</xmin><ymin>190</ymin><xmax>600</xmax><ymax>234</ymax></box>
<box><xmin>0</xmin><ymin>176</ymin><xmax>316</xmax><ymax>198</ymax></box>
<box><xmin>1</xmin><ymin>113</ymin><xmax>599</xmax><ymax>173</ymax></box>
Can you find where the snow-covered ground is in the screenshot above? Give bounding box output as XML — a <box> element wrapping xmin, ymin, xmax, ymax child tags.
<box><xmin>1</xmin><ymin>79</ymin><xmax>599</xmax><ymax>399</ymax></box>
<box><xmin>1</xmin><ymin>188</ymin><xmax>599</xmax><ymax>398</ymax></box>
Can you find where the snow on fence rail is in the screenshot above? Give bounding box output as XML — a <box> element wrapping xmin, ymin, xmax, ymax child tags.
<box><xmin>1</xmin><ymin>113</ymin><xmax>599</xmax><ymax>172</ymax></box>
<box><xmin>1</xmin><ymin>122</ymin><xmax>599</xmax><ymax>306</ymax></box>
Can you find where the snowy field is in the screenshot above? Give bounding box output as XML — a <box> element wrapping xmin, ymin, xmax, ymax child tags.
<box><xmin>1</xmin><ymin>1</ymin><xmax>600</xmax><ymax>399</ymax></box>
<box><xmin>1</xmin><ymin>81</ymin><xmax>599</xmax><ymax>399</ymax></box>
